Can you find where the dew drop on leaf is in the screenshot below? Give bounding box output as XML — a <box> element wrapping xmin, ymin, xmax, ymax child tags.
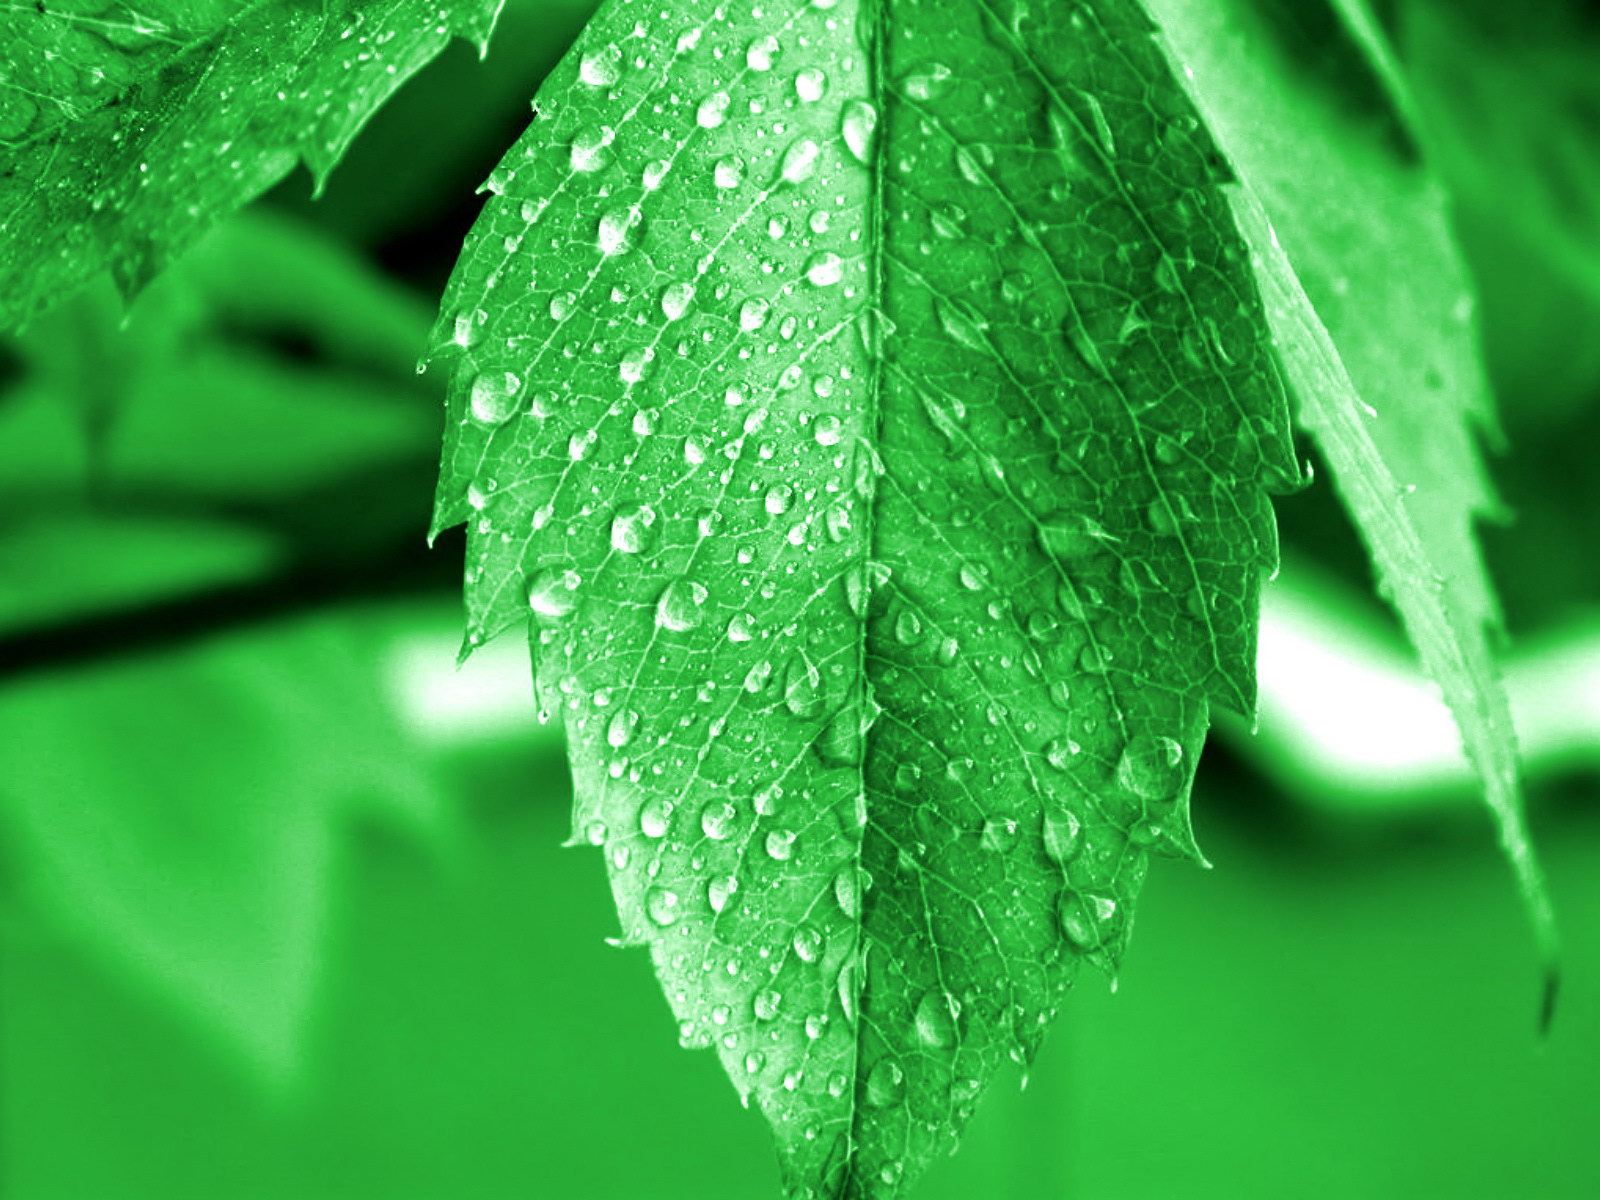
<box><xmin>840</xmin><ymin>99</ymin><xmax>878</xmax><ymax>163</ymax></box>
<box><xmin>914</xmin><ymin>989</ymin><xmax>958</xmax><ymax>1048</ymax></box>
<box><xmin>578</xmin><ymin>42</ymin><xmax>621</xmax><ymax>88</ymax></box>
<box><xmin>1116</xmin><ymin>734</ymin><xmax>1186</xmax><ymax>801</ymax></box>
<box><xmin>805</xmin><ymin>251</ymin><xmax>844</xmax><ymax>288</ymax></box>
<box><xmin>469</xmin><ymin>370</ymin><xmax>522</xmax><ymax>425</ymax></box>
<box><xmin>865</xmin><ymin>1059</ymin><xmax>906</xmax><ymax>1107</ymax></box>
<box><xmin>656</xmin><ymin>578</ymin><xmax>709</xmax><ymax>631</ymax></box>
<box><xmin>525</xmin><ymin>565</ymin><xmax>581</xmax><ymax>619</ymax></box>
<box><xmin>611</xmin><ymin>502</ymin><xmax>659</xmax><ymax>554</ymax></box>
<box><xmin>795</xmin><ymin>67</ymin><xmax>828</xmax><ymax>103</ymax></box>
<box><xmin>646</xmin><ymin>886</ymin><xmax>681</xmax><ymax>926</ymax></box>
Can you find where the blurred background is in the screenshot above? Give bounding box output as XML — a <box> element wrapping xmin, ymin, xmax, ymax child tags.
<box><xmin>3</xmin><ymin>0</ymin><xmax>1599</xmax><ymax>1195</ymax></box>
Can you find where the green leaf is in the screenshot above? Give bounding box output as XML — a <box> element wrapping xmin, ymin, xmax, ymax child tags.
<box><xmin>432</xmin><ymin>1</ymin><xmax>1295</xmax><ymax>1195</ymax></box>
<box><xmin>1147</xmin><ymin>0</ymin><xmax>1556</xmax><ymax>1011</ymax></box>
<box><xmin>0</xmin><ymin>0</ymin><xmax>504</xmax><ymax>330</ymax></box>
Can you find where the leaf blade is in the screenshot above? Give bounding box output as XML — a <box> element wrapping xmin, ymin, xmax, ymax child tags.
<box><xmin>434</xmin><ymin>0</ymin><xmax>1296</xmax><ymax>1193</ymax></box>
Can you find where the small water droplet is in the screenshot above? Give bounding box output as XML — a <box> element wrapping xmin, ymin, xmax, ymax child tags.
<box><xmin>1060</xmin><ymin>891</ymin><xmax>1118</xmax><ymax>949</ymax></box>
<box><xmin>783</xmin><ymin>652</ymin><xmax>824</xmax><ymax>718</ymax></box>
<box><xmin>980</xmin><ymin>815</ymin><xmax>1019</xmax><ymax>852</ymax></box>
<box><xmin>894</xmin><ymin>609</ymin><xmax>923</xmax><ymax>646</ymax></box>
<box><xmin>833</xmin><ymin>868</ymin><xmax>861</xmax><ymax>919</ymax></box>
<box><xmin>1037</xmin><ymin>510</ymin><xmax>1109</xmax><ymax>561</ymax></box>
<box><xmin>1044</xmin><ymin>737</ymin><xmax>1080</xmax><ymax>771</ymax></box>
<box><xmin>726</xmin><ymin>612</ymin><xmax>756</xmax><ymax>642</ymax></box>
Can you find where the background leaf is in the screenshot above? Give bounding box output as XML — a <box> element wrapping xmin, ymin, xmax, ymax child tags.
<box><xmin>1146</xmin><ymin>0</ymin><xmax>1556</xmax><ymax>998</ymax></box>
<box><xmin>432</xmin><ymin>0</ymin><xmax>1296</xmax><ymax>1193</ymax></box>
<box><xmin>0</xmin><ymin>0</ymin><xmax>505</xmax><ymax>329</ymax></box>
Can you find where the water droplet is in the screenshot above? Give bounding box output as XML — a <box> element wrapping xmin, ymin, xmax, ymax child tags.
<box><xmin>661</xmin><ymin>281</ymin><xmax>695</xmax><ymax>321</ymax></box>
<box><xmin>708</xmin><ymin>874</ymin><xmax>738</xmax><ymax>913</ymax></box>
<box><xmin>656</xmin><ymin>578</ymin><xmax>709</xmax><ymax>631</ymax></box>
<box><xmin>697</xmin><ymin>90</ymin><xmax>731</xmax><ymax>129</ymax></box>
<box><xmin>1044</xmin><ymin>737</ymin><xmax>1080</xmax><ymax>771</ymax></box>
<box><xmin>639</xmin><ymin>795</ymin><xmax>673</xmax><ymax>839</ymax></box>
<box><xmin>1080</xmin><ymin>90</ymin><xmax>1116</xmax><ymax>157</ymax></box>
<box><xmin>1117</xmin><ymin>734</ymin><xmax>1186</xmax><ymax>801</ymax></box>
<box><xmin>714</xmin><ymin>155</ymin><xmax>745</xmax><ymax>189</ymax></box>
<box><xmin>958</xmin><ymin>561</ymin><xmax>990</xmax><ymax>591</ymax></box>
<box><xmin>726</xmin><ymin>612</ymin><xmax>756</xmax><ymax>642</ymax></box>
<box><xmin>549</xmin><ymin>292</ymin><xmax>576</xmax><ymax>321</ymax></box>
<box><xmin>702</xmin><ymin>801</ymin><xmax>739</xmax><ymax>840</ymax></box>
<box><xmin>980</xmin><ymin>815</ymin><xmax>1019</xmax><ymax>852</ymax></box>
<box><xmin>833</xmin><ymin>868</ymin><xmax>861</xmax><ymax>919</ymax></box>
<box><xmin>598</xmin><ymin>205</ymin><xmax>642</xmax><ymax>255</ymax></box>
<box><xmin>936</xmin><ymin>300</ymin><xmax>989</xmax><ymax>351</ymax></box>
<box><xmin>902</xmin><ymin>61</ymin><xmax>952</xmax><ymax>102</ymax></box>
<box><xmin>745</xmin><ymin>1049</ymin><xmax>766</xmax><ymax>1074</ymax></box>
<box><xmin>814</xmin><ymin>414</ymin><xmax>844</xmax><ymax>446</ymax></box>
<box><xmin>865</xmin><ymin>1059</ymin><xmax>905</xmax><ymax>1107</ymax></box>
<box><xmin>469</xmin><ymin>371</ymin><xmax>522</xmax><ymax>425</ymax></box>
<box><xmin>914</xmin><ymin>989</ymin><xmax>958</xmax><ymax>1048</ymax></box>
<box><xmin>1043</xmin><ymin>809</ymin><xmax>1083</xmax><ymax>862</ymax></box>
<box><xmin>607</xmin><ymin>708</ymin><xmax>640</xmax><ymax>749</ymax></box>
<box><xmin>646</xmin><ymin>886</ymin><xmax>680</xmax><ymax>926</ymax></box>
<box><xmin>795</xmin><ymin>66</ymin><xmax>828</xmax><ymax>103</ymax></box>
<box><xmin>579</xmin><ymin>43</ymin><xmax>621</xmax><ymax>88</ymax></box>
<box><xmin>805</xmin><ymin>251</ymin><xmax>844</xmax><ymax>287</ymax></box>
<box><xmin>779</xmin><ymin>137</ymin><xmax>821</xmax><ymax>184</ymax></box>
<box><xmin>793</xmin><ymin>924</ymin><xmax>824</xmax><ymax>963</ymax></box>
<box><xmin>642</xmin><ymin>158</ymin><xmax>671</xmax><ymax>190</ymax></box>
<box><xmin>765</xmin><ymin>485</ymin><xmax>793</xmax><ymax>516</ymax></box>
<box><xmin>841</xmin><ymin>99</ymin><xmax>878</xmax><ymax>163</ymax></box>
<box><xmin>766</xmin><ymin>829</ymin><xmax>797</xmax><ymax>861</ymax></box>
<box><xmin>525</xmin><ymin>566</ymin><xmax>581</xmax><ymax>618</ymax></box>
<box><xmin>570</xmin><ymin>124</ymin><xmax>614</xmax><ymax>172</ymax></box>
<box><xmin>894</xmin><ymin>609</ymin><xmax>923</xmax><ymax>646</ymax></box>
<box><xmin>1060</xmin><ymin>891</ymin><xmax>1118</xmax><ymax>949</ymax></box>
<box><xmin>740</xmin><ymin>297</ymin><xmax>771</xmax><ymax>332</ymax></box>
<box><xmin>1038</xmin><ymin>510</ymin><xmax>1109</xmax><ymax>561</ymax></box>
<box><xmin>783</xmin><ymin>652</ymin><xmax>824</xmax><ymax>718</ymax></box>
<box><xmin>745</xmin><ymin>33</ymin><xmax>780</xmax><ymax>70</ymax></box>
<box><xmin>1146</xmin><ymin>499</ymin><xmax>1177</xmax><ymax>536</ymax></box>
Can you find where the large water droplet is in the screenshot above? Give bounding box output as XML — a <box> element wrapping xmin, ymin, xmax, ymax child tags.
<box><xmin>702</xmin><ymin>801</ymin><xmax>739</xmax><ymax>840</ymax></box>
<box><xmin>865</xmin><ymin>1059</ymin><xmax>905</xmax><ymax>1107</ymax></box>
<box><xmin>1042</xmin><ymin>809</ymin><xmax>1083</xmax><ymax>862</ymax></box>
<box><xmin>607</xmin><ymin>708</ymin><xmax>640</xmax><ymax>749</ymax></box>
<box><xmin>570</xmin><ymin>125</ymin><xmax>614</xmax><ymax>172</ymax></box>
<box><xmin>610</xmin><ymin>502</ymin><xmax>659</xmax><ymax>555</ymax></box>
<box><xmin>714</xmin><ymin>155</ymin><xmax>745</xmax><ymax>189</ymax></box>
<box><xmin>661</xmin><ymin>281</ymin><xmax>695</xmax><ymax>321</ymax></box>
<box><xmin>657</xmin><ymin>578</ymin><xmax>709</xmax><ymax>631</ymax></box>
<box><xmin>1116</xmin><ymin>734</ymin><xmax>1186</xmax><ymax>801</ymax></box>
<box><xmin>646</xmin><ymin>886</ymin><xmax>681</xmax><ymax>926</ymax></box>
<box><xmin>902</xmin><ymin>61</ymin><xmax>952</xmax><ymax>102</ymax></box>
<box><xmin>833</xmin><ymin>867</ymin><xmax>862</xmax><ymax>919</ymax></box>
<box><xmin>697</xmin><ymin>90</ymin><xmax>731</xmax><ymax>129</ymax></box>
<box><xmin>754</xmin><ymin>988</ymin><xmax>783</xmax><ymax>1020</ymax></box>
<box><xmin>1043</xmin><ymin>737</ymin><xmax>1081</xmax><ymax>771</ymax></box>
<box><xmin>841</xmin><ymin>99</ymin><xmax>878</xmax><ymax>163</ymax></box>
<box><xmin>1060</xmin><ymin>891</ymin><xmax>1118</xmax><ymax>949</ymax></box>
<box><xmin>526</xmin><ymin>566</ymin><xmax>581</xmax><ymax>618</ymax></box>
<box><xmin>795</xmin><ymin>67</ymin><xmax>828</xmax><ymax>103</ymax></box>
<box><xmin>639</xmin><ymin>795</ymin><xmax>673</xmax><ymax>838</ymax></box>
<box><xmin>708</xmin><ymin>874</ymin><xmax>738</xmax><ymax>913</ymax></box>
<box><xmin>914</xmin><ymin>989</ymin><xmax>958</xmax><ymax>1048</ymax></box>
<box><xmin>814</xmin><ymin>414</ymin><xmax>844</xmax><ymax>446</ymax></box>
<box><xmin>579</xmin><ymin>43</ymin><xmax>622</xmax><ymax>88</ymax></box>
<box><xmin>783</xmin><ymin>651</ymin><xmax>824</xmax><ymax>718</ymax></box>
<box><xmin>792</xmin><ymin>924</ymin><xmax>824</xmax><ymax>963</ymax></box>
<box><xmin>766</xmin><ymin>828</ymin><xmax>797</xmax><ymax>860</ymax></box>
<box><xmin>740</xmin><ymin>297</ymin><xmax>771</xmax><ymax>332</ymax></box>
<box><xmin>598</xmin><ymin>205</ymin><xmax>642</xmax><ymax>255</ymax></box>
<box><xmin>805</xmin><ymin>251</ymin><xmax>844</xmax><ymax>288</ymax></box>
<box><xmin>469</xmin><ymin>371</ymin><xmax>522</xmax><ymax>425</ymax></box>
<box><xmin>780</xmin><ymin>137</ymin><xmax>822</xmax><ymax>184</ymax></box>
<box><xmin>726</xmin><ymin>612</ymin><xmax>756</xmax><ymax>642</ymax></box>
